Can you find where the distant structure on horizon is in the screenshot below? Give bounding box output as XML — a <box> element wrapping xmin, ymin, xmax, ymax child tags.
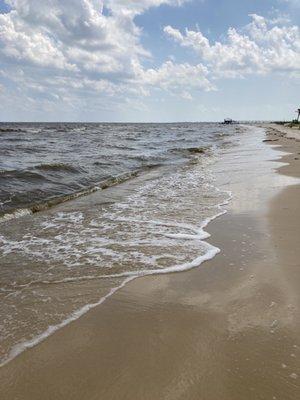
<box><xmin>222</xmin><ymin>118</ymin><xmax>238</xmax><ymax>125</ymax></box>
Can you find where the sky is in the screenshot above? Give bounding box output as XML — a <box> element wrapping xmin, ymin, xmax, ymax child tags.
<box><xmin>0</xmin><ymin>0</ymin><xmax>299</xmax><ymax>122</ymax></box>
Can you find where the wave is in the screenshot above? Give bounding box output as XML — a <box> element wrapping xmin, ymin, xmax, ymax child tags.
<box><xmin>0</xmin><ymin>127</ymin><xmax>26</xmax><ymax>133</ymax></box>
<box><xmin>93</xmin><ymin>161</ymin><xmax>114</xmax><ymax>166</ymax></box>
<box><xmin>171</xmin><ymin>146</ymin><xmax>209</xmax><ymax>155</ymax></box>
<box><xmin>0</xmin><ymin>208</ymin><xmax>33</xmax><ymax>222</ymax></box>
<box><xmin>34</xmin><ymin>163</ymin><xmax>80</xmax><ymax>173</ymax></box>
<box><xmin>0</xmin><ymin>169</ymin><xmax>50</xmax><ymax>182</ymax></box>
<box><xmin>0</xmin><ymin>170</ymin><xmax>140</xmax><ymax>222</ymax></box>
<box><xmin>186</xmin><ymin>147</ymin><xmax>207</xmax><ymax>154</ymax></box>
<box><xmin>0</xmin><ymin>189</ymin><xmax>231</xmax><ymax>367</ymax></box>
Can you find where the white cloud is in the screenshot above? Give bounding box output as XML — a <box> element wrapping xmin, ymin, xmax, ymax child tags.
<box><xmin>164</xmin><ymin>14</ymin><xmax>300</xmax><ymax>78</ymax></box>
<box><xmin>0</xmin><ymin>3</ymin><xmax>298</xmax><ymax>119</ymax></box>
<box><xmin>0</xmin><ymin>1</ymin><xmax>145</xmax><ymax>77</ymax></box>
<box><xmin>0</xmin><ymin>0</ymin><xmax>204</xmax><ymax>114</ymax></box>
<box><xmin>140</xmin><ymin>61</ymin><xmax>214</xmax><ymax>94</ymax></box>
<box><xmin>106</xmin><ymin>0</ymin><xmax>189</xmax><ymax>16</ymax></box>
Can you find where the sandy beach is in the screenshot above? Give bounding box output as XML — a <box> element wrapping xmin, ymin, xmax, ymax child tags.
<box><xmin>0</xmin><ymin>125</ymin><xmax>299</xmax><ymax>400</ymax></box>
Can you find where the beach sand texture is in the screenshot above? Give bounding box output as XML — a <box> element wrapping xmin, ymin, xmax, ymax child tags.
<box><xmin>0</xmin><ymin>125</ymin><xmax>299</xmax><ymax>400</ymax></box>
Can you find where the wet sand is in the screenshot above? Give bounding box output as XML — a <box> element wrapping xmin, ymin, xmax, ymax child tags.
<box><xmin>0</xmin><ymin>126</ymin><xmax>299</xmax><ymax>399</ymax></box>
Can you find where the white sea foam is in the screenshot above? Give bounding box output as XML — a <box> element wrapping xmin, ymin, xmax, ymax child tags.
<box><xmin>0</xmin><ymin>208</ymin><xmax>32</xmax><ymax>222</ymax></box>
<box><xmin>0</xmin><ymin>276</ymin><xmax>136</xmax><ymax>368</ymax></box>
<box><xmin>0</xmin><ymin>187</ymin><xmax>231</xmax><ymax>367</ymax></box>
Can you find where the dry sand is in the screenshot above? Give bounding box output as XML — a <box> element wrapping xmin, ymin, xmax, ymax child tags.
<box><xmin>0</xmin><ymin>125</ymin><xmax>299</xmax><ymax>400</ymax></box>
<box><xmin>264</xmin><ymin>123</ymin><xmax>300</xmax><ymax>142</ymax></box>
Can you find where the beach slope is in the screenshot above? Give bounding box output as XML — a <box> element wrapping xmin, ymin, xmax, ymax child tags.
<box><xmin>0</xmin><ymin>126</ymin><xmax>299</xmax><ymax>400</ymax></box>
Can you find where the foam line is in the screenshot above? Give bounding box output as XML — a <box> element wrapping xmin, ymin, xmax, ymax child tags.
<box><xmin>0</xmin><ymin>276</ymin><xmax>136</xmax><ymax>368</ymax></box>
<box><xmin>0</xmin><ymin>170</ymin><xmax>141</xmax><ymax>223</ymax></box>
<box><xmin>0</xmin><ymin>191</ymin><xmax>232</xmax><ymax>368</ymax></box>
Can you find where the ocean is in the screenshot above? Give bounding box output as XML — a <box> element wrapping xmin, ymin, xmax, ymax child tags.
<box><xmin>0</xmin><ymin>122</ymin><xmax>241</xmax><ymax>365</ymax></box>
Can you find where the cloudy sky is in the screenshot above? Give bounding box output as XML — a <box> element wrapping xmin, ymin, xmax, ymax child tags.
<box><xmin>0</xmin><ymin>0</ymin><xmax>299</xmax><ymax>122</ymax></box>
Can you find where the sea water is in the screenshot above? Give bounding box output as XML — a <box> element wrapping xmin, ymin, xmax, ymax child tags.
<box><xmin>0</xmin><ymin>122</ymin><xmax>241</xmax><ymax>365</ymax></box>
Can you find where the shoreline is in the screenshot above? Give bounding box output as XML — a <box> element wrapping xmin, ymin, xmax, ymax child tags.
<box><xmin>0</xmin><ymin>162</ymin><xmax>233</xmax><ymax>368</ymax></box>
<box><xmin>0</xmin><ymin>125</ymin><xmax>299</xmax><ymax>399</ymax></box>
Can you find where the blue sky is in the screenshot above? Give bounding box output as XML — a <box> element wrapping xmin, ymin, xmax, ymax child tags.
<box><xmin>0</xmin><ymin>0</ymin><xmax>299</xmax><ymax>122</ymax></box>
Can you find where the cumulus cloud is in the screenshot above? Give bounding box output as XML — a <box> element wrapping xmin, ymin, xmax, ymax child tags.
<box><xmin>141</xmin><ymin>61</ymin><xmax>214</xmax><ymax>94</ymax></box>
<box><xmin>0</xmin><ymin>2</ymin><xmax>298</xmax><ymax>118</ymax></box>
<box><xmin>0</xmin><ymin>0</ymin><xmax>190</xmax><ymax>78</ymax></box>
<box><xmin>0</xmin><ymin>0</ymin><xmax>204</xmax><ymax>114</ymax></box>
<box><xmin>0</xmin><ymin>0</ymin><xmax>145</xmax><ymax>77</ymax></box>
<box><xmin>164</xmin><ymin>14</ymin><xmax>300</xmax><ymax>78</ymax></box>
<box><xmin>106</xmin><ymin>0</ymin><xmax>189</xmax><ymax>15</ymax></box>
